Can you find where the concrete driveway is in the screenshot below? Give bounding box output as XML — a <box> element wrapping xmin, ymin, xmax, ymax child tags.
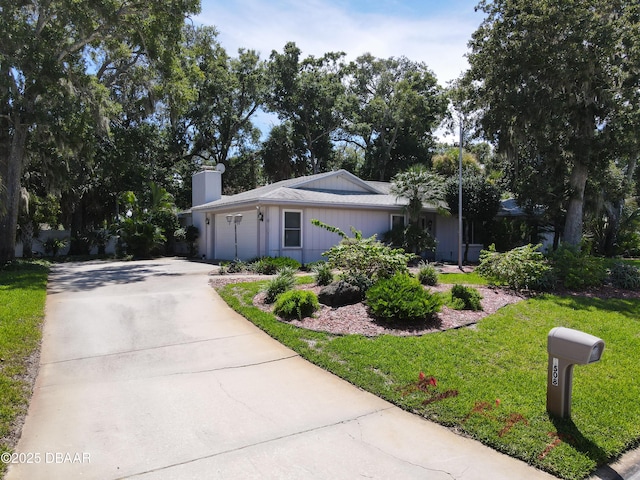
<box><xmin>6</xmin><ymin>258</ymin><xmax>557</xmax><ymax>480</ymax></box>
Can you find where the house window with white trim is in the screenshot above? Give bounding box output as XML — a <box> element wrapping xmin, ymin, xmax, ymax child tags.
<box><xmin>390</xmin><ymin>214</ymin><xmax>405</xmax><ymax>230</ymax></box>
<box><xmin>283</xmin><ymin>211</ymin><xmax>302</xmax><ymax>248</ymax></box>
<box><xmin>463</xmin><ymin>220</ymin><xmax>487</xmax><ymax>245</ymax></box>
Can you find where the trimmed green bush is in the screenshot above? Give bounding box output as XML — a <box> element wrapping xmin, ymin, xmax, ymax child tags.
<box><xmin>477</xmin><ymin>244</ymin><xmax>555</xmax><ymax>291</ymax></box>
<box><xmin>273</xmin><ymin>290</ymin><xmax>320</xmax><ymax>320</ymax></box>
<box><xmin>264</xmin><ymin>267</ymin><xmax>296</xmax><ymax>303</ymax></box>
<box><xmin>269</xmin><ymin>256</ymin><xmax>301</xmax><ymax>270</ymax></box>
<box><xmin>250</xmin><ymin>258</ymin><xmax>278</xmax><ymax>275</ymax></box>
<box><xmin>609</xmin><ymin>262</ymin><xmax>640</xmax><ymax>290</ymax></box>
<box><xmin>450</xmin><ymin>284</ymin><xmax>483</xmax><ymax>311</ymax></box>
<box><xmin>250</xmin><ymin>256</ymin><xmax>301</xmax><ymax>274</ymax></box>
<box><xmin>417</xmin><ymin>261</ymin><xmax>438</xmax><ymax>286</ymax></box>
<box><xmin>366</xmin><ymin>273</ymin><xmax>442</xmax><ymax>322</ymax></box>
<box><xmin>312</xmin><ymin>262</ymin><xmax>334</xmax><ymax>286</ymax></box>
<box><xmin>548</xmin><ymin>245</ymin><xmax>607</xmax><ymax>289</ymax></box>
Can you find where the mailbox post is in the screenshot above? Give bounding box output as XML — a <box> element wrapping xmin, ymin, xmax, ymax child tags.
<box><xmin>547</xmin><ymin>327</ymin><xmax>605</xmax><ymax>418</ymax></box>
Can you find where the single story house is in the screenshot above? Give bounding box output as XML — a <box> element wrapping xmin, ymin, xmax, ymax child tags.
<box><xmin>189</xmin><ymin>167</ymin><xmax>499</xmax><ymax>264</ymax></box>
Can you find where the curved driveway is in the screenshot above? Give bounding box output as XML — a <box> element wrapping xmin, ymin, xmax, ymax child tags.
<box><xmin>7</xmin><ymin>258</ymin><xmax>555</xmax><ymax>480</ymax></box>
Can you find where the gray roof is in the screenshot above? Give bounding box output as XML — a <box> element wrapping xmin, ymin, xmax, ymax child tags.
<box><xmin>497</xmin><ymin>198</ymin><xmax>527</xmax><ymax>217</ymax></box>
<box><xmin>192</xmin><ymin>170</ymin><xmax>415</xmax><ymax>212</ymax></box>
<box><xmin>191</xmin><ymin>169</ymin><xmax>523</xmax><ymax>217</ymax></box>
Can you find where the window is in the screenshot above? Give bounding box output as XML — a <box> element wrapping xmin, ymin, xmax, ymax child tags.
<box><xmin>391</xmin><ymin>214</ymin><xmax>405</xmax><ymax>230</ymax></box>
<box><xmin>420</xmin><ymin>215</ymin><xmax>434</xmax><ymax>233</ymax></box>
<box><xmin>463</xmin><ymin>220</ymin><xmax>487</xmax><ymax>245</ymax></box>
<box><xmin>283</xmin><ymin>211</ymin><xmax>302</xmax><ymax>247</ymax></box>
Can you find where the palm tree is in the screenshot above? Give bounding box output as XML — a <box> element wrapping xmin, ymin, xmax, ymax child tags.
<box><xmin>389</xmin><ymin>165</ymin><xmax>448</xmax><ymax>255</ymax></box>
<box><xmin>390</xmin><ymin>165</ymin><xmax>447</xmax><ymax>226</ymax></box>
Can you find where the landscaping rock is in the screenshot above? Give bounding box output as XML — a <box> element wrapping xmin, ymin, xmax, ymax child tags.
<box><xmin>318</xmin><ymin>281</ymin><xmax>363</xmax><ymax>307</ymax></box>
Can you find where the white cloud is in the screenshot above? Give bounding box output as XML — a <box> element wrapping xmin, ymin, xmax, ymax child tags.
<box><xmin>196</xmin><ymin>0</ymin><xmax>482</xmax><ymax>85</ymax></box>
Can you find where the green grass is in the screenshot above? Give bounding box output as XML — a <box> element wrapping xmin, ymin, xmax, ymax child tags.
<box><xmin>0</xmin><ymin>260</ymin><xmax>49</xmax><ymax>476</ymax></box>
<box><xmin>439</xmin><ymin>271</ymin><xmax>488</xmax><ymax>285</ymax></box>
<box><xmin>217</xmin><ymin>281</ymin><xmax>640</xmax><ymax>480</ymax></box>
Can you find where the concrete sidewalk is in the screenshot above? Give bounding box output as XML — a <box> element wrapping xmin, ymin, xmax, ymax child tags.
<box><xmin>7</xmin><ymin>258</ymin><xmax>558</xmax><ymax>479</ymax></box>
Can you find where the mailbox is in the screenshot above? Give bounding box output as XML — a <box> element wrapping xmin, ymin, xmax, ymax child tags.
<box><xmin>547</xmin><ymin>327</ymin><xmax>605</xmax><ymax>418</ymax></box>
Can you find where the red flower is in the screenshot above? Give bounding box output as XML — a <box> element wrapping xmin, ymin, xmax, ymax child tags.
<box><xmin>428</xmin><ymin>376</ymin><xmax>437</xmax><ymax>387</ymax></box>
<box><xmin>496</xmin><ymin>398</ymin><xmax>501</xmax><ymax>406</ymax></box>
<box><xmin>419</xmin><ymin>371</ymin><xmax>425</xmax><ymax>381</ymax></box>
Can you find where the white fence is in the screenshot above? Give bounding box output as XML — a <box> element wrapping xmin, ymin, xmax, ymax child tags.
<box><xmin>14</xmin><ymin>230</ymin><xmax>117</xmax><ymax>257</ymax></box>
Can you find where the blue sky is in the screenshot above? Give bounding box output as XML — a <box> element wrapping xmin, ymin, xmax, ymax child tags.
<box><xmin>195</xmin><ymin>0</ymin><xmax>484</xmax><ymax>85</ymax></box>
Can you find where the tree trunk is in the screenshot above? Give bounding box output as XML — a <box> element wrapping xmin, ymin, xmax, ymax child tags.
<box><xmin>601</xmin><ymin>154</ymin><xmax>637</xmax><ymax>256</ymax></box>
<box><xmin>19</xmin><ymin>219</ymin><xmax>34</xmax><ymax>259</ymax></box>
<box><xmin>602</xmin><ymin>200</ymin><xmax>622</xmax><ymax>256</ymax></box>
<box><xmin>0</xmin><ymin>124</ymin><xmax>28</xmax><ymax>264</ymax></box>
<box><xmin>68</xmin><ymin>203</ymin><xmax>89</xmax><ymax>256</ymax></box>
<box><xmin>553</xmin><ymin>221</ymin><xmax>562</xmax><ymax>251</ymax></box>
<box><xmin>563</xmin><ymin>160</ymin><xmax>589</xmax><ymax>247</ymax></box>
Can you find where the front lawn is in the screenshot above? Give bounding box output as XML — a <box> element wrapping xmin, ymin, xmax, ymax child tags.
<box><xmin>217</xmin><ymin>280</ymin><xmax>640</xmax><ymax>480</ymax></box>
<box><xmin>439</xmin><ymin>271</ymin><xmax>488</xmax><ymax>285</ymax></box>
<box><xmin>0</xmin><ymin>261</ymin><xmax>49</xmax><ymax>477</ymax></box>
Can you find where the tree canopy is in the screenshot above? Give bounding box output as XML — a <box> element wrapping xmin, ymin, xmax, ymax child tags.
<box><xmin>465</xmin><ymin>0</ymin><xmax>640</xmax><ymax>247</ymax></box>
<box><xmin>0</xmin><ymin>0</ymin><xmax>200</xmax><ymax>263</ymax></box>
<box><xmin>342</xmin><ymin>54</ymin><xmax>447</xmax><ymax>181</ymax></box>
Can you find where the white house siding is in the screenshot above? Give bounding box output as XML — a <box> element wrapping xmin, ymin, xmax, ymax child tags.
<box><xmin>263</xmin><ymin>205</ymin><xmax>398</xmax><ymax>264</ymax></box>
<box><xmin>435</xmin><ymin>216</ymin><xmax>458</xmax><ymax>263</ymax></box>
<box><xmin>214</xmin><ymin>209</ymin><xmax>259</xmax><ymax>261</ymax></box>
<box><xmin>434</xmin><ymin>216</ymin><xmax>483</xmax><ymax>263</ymax></box>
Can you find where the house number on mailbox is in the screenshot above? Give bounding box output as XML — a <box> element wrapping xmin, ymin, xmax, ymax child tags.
<box><xmin>552</xmin><ymin>358</ymin><xmax>559</xmax><ymax>387</ymax></box>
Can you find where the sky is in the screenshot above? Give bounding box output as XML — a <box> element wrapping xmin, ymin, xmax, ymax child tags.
<box><xmin>195</xmin><ymin>0</ymin><xmax>485</xmax><ymax>86</ymax></box>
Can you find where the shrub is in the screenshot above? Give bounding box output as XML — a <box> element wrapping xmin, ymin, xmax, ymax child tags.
<box><xmin>222</xmin><ymin>260</ymin><xmax>247</xmax><ymax>274</ymax></box>
<box><xmin>417</xmin><ymin>261</ymin><xmax>438</xmax><ymax>286</ymax></box>
<box><xmin>269</xmin><ymin>257</ymin><xmax>301</xmax><ymax>270</ymax></box>
<box><xmin>548</xmin><ymin>244</ymin><xmax>607</xmax><ymax>290</ymax></box>
<box><xmin>609</xmin><ymin>262</ymin><xmax>640</xmax><ymax>290</ymax></box>
<box><xmin>383</xmin><ymin>224</ymin><xmax>437</xmax><ymax>255</ymax></box>
<box><xmin>366</xmin><ymin>273</ymin><xmax>442</xmax><ymax>323</ymax></box>
<box><xmin>301</xmin><ymin>260</ymin><xmax>324</xmax><ymax>272</ymax></box>
<box><xmin>250</xmin><ymin>258</ymin><xmax>279</xmax><ymax>275</ymax></box>
<box><xmin>477</xmin><ymin>244</ymin><xmax>555</xmax><ymax>291</ymax></box>
<box><xmin>449</xmin><ymin>284</ymin><xmax>483</xmax><ymax>311</ymax></box>
<box><xmin>115</xmin><ymin>217</ymin><xmax>165</xmax><ymax>259</ymax></box>
<box><xmin>250</xmin><ymin>257</ymin><xmax>301</xmax><ymax>275</ymax></box>
<box><xmin>264</xmin><ymin>267</ymin><xmax>296</xmax><ymax>303</ymax></box>
<box><xmin>42</xmin><ymin>237</ymin><xmax>67</xmax><ymax>257</ymax></box>
<box><xmin>313</xmin><ymin>262</ymin><xmax>334</xmax><ymax>286</ymax></box>
<box><xmin>312</xmin><ymin>219</ymin><xmax>414</xmax><ymax>292</ymax></box>
<box><xmin>273</xmin><ymin>290</ymin><xmax>320</xmax><ymax>320</ymax></box>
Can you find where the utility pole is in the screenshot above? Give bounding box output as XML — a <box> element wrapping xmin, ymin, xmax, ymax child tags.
<box><xmin>458</xmin><ymin>118</ymin><xmax>463</xmax><ymax>271</ymax></box>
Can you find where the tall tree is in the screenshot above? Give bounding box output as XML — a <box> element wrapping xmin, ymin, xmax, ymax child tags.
<box><xmin>266</xmin><ymin>42</ymin><xmax>346</xmax><ymax>175</ymax></box>
<box><xmin>261</xmin><ymin>123</ymin><xmax>309</xmax><ymax>183</ymax></box>
<box><xmin>388</xmin><ymin>165</ymin><xmax>446</xmax><ymax>254</ymax></box>
<box><xmin>342</xmin><ymin>54</ymin><xmax>447</xmax><ymax>181</ymax></box>
<box><xmin>181</xmin><ymin>26</ymin><xmax>266</xmax><ymax>167</ymax></box>
<box><xmin>444</xmin><ymin>172</ymin><xmax>501</xmax><ymax>263</ymax></box>
<box><xmin>0</xmin><ymin>0</ymin><xmax>199</xmax><ymax>263</ymax></box>
<box><xmin>390</xmin><ymin>166</ymin><xmax>446</xmax><ymax>226</ymax></box>
<box><xmin>432</xmin><ymin>148</ymin><xmax>480</xmax><ymax>177</ymax></box>
<box><xmin>465</xmin><ymin>0</ymin><xmax>640</xmax><ymax>246</ymax></box>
